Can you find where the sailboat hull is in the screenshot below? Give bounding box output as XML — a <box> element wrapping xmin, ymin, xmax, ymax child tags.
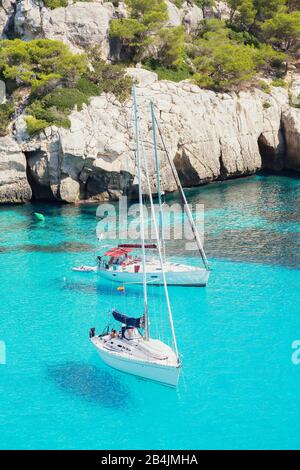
<box><xmin>98</xmin><ymin>264</ymin><xmax>209</xmax><ymax>287</ymax></box>
<box><xmin>92</xmin><ymin>338</ymin><xmax>181</xmax><ymax>387</ymax></box>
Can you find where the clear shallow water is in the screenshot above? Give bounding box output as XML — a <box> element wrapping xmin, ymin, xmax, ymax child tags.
<box><xmin>0</xmin><ymin>173</ymin><xmax>300</xmax><ymax>450</ymax></box>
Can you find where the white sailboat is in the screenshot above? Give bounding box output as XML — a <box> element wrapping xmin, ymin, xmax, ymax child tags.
<box><xmin>90</xmin><ymin>87</ymin><xmax>181</xmax><ymax>387</ymax></box>
<box><xmin>98</xmin><ymin>253</ymin><xmax>209</xmax><ymax>287</ymax></box>
<box><xmin>97</xmin><ymin>94</ymin><xmax>210</xmax><ymax>287</ymax></box>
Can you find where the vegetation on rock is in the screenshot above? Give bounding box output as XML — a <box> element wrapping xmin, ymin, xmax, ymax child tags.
<box><xmin>0</xmin><ymin>39</ymin><xmax>132</xmax><ymax>135</ymax></box>
<box><xmin>143</xmin><ymin>59</ymin><xmax>192</xmax><ymax>81</ymax></box>
<box><xmin>0</xmin><ymin>101</ymin><xmax>14</xmax><ymax>136</ymax></box>
<box><xmin>109</xmin><ymin>0</ymin><xmax>298</xmax><ymax>91</ymax></box>
<box><xmin>0</xmin><ymin>0</ymin><xmax>299</xmax><ymax>136</ymax></box>
<box><xmin>227</xmin><ymin>0</ymin><xmax>300</xmax><ymax>58</ymax></box>
<box><xmin>43</xmin><ymin>0</ymin><xmax>68</xmax><ymax>9</ymax></box>
<box><xmin>191</xmin><ymin>19</ymin><xmax>285</xmax><ymax>90</ymax></box>
<box><xmin>109</xmin><ymin>0</ymin><xmax>168</xmax><ymax>62</ymax></box>
<box><xmin>193</xmin><ymin>0</ymin><xmax>216</xmax><ymax>17</ymax></box>
<box><xmin>88</xmin><ymin>46</ymin><xmax>133</xmax><ymax>103</ymax></box>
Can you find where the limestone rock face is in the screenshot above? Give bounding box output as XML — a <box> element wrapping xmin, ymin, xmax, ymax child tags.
<box><xmin>208</xmin><ymin>1</ymin><xmax>231</xmax><ymax>19</ymax></box>
<box><xmin>14</xmin><ymin>0</ymin><xmax>114</xmax><ymax>54</ymax></box>
<box><xmin>13</xmin><ymin>69</ymin><xmax>292</xmax><ymax>203</ymax></box>
<box><xmin>0</xmin><ymin>80</ymin><xmax>5</xmax><ymax>104</ymax></box>
<box><xmin>181</xmin><ymin>2</ymin><xmax>203</xmax><ymax>33</ymax></box>
<box><xmin>18</xmin><ymin>124</ymin><xmax>64</xmax><ymax>201</ymax></box>
<box><xmin>0</xmin><ymin>136</ymin><xmax>32</xmax><ymax>203</ymax></box>
<box><xmin>0</xmin><ymin>8</ymin><xmax>8</xmax><ymax>38</ymax></box>
<box><xmin>14</xmin><ymin>0</ymin><xmax>43</xmax><ymax>40</ymax></box>
<box><xmin>0</xmin><ymin>0</ymin><xmax>15</xmax><ymax>38</ymax></box>
<box><xmin>289</xmin><ymin>76</ymin><xmax>300</xmax><ymax>108</ymax></box>
<box><xmin>42</xmin><ymin>2</ymin><xmax>114</xmax><ymax>55</ymax></box>
<box><xmin>1</xmin><ymin>0</ymin><xmax>15</xmax><ymax>12</ymax></box>
<box><xmin>166</xmin><ymin>0</ymin><xmax>182</xmax><ymax>27</ymax></box>
<box><xmin>59</xmin><ymin>176</ymin><xmax>80</xmax><ymax>203</ymax></box>
<box><xmin>282</xmin><ymin>108</ymin><xmax>300</xmax><ymax>171</ymax></box>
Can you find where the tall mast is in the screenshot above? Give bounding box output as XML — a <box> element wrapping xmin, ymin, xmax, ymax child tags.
<box><xmin>150</xmin><ymin>101</ymin><xmax>166</xmax><ymax>262</ymax></box>
<box><xmin>154</xmin><ymin>115</ymin><xmax>210</xmax><ymax>271</ymax></box>
<box><xmin>141</xmin><ymin>125</ymin><xmax>179</xmax><ymax>361</ymax></box>
<box><xmin>133</xmin><ymin>86</ymin><xmax>149</xmax><ymax>341</ymax></box>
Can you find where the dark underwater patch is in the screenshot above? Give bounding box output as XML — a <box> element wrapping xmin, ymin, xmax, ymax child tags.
<box><xmin>20</xmin><ymin>242</ymin><xmax>95</xmax><ymax>253</ymax></box>
<box><xmin>261</xmin><ymin>210</ymin><xmax>300</xmax><ymax>224</ymax></box>
<box><xmin>206</xmin><ymin>229</ymin><xmax>300</xmax><ymax>269</ymax></box>
<box><xmin>0</xmin><ymin>246</ymin><xmax>12</xmax><ymax>253</ymax></box>
<box><xmin>62</xmin><ymin>281</ymin><xmax>98</xmax><ymax>294</ymax></box>
<box><xmin>47</xmin><ymin>361</ymin><xmax>131</xmax><ymax>407</ymax></box>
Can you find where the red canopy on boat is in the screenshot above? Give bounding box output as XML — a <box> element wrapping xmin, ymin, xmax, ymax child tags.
<box><xmin>104</xmin><ymin>247</ymin><xmax>133</xmax><ymax>257</ymax></box>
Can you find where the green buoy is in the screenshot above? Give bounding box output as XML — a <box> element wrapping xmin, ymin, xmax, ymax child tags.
<box><xmin>34</xmin><ymin>212</ymin><xmax>45</xmax><ymax>222</ymax></box>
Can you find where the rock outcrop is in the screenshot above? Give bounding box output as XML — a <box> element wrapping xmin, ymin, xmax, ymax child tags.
<box><xmin>0</xmin><ymin>135</ymin><xmax>32</xmax><ymax>203</ymax></box>
<box><xmin>14</xmin><ymin>0</ymin><xmax>43</xmax><ymax>40</ymax></box>
<box><xmin>0</xmin><ymin>80</ymin><xmax>5</xmax><ymax>103</ymax></box>
<box><xmin>42</xmin><ymin>2</ymin><xmax>114</xmax><ymax>55</ymax></box>
<box><xmin>0</xmin><ymin>0</ymin><xmax>15</xmax><ymax>38</ymax></box>
<box><xmin>282</xmin><ymin>108</ymin><xmax>300</xmax><ymax>171</ymax></box>
<box><xmin>0</xmin><ymin>8</ymin><xmax>8</xmax><ymax>38</ymax></box>
<box><xmin>8</xmin><ymin>68</ymin><xmax>297</xmax><ymax>204</ymax></box>
<box><xmin>14</xmin><ymin>0</ymin><xmax>114</xmax><ymax>55</ymax></box>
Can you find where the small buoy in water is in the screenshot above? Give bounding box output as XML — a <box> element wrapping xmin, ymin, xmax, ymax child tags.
<box><xmin>34</xmin><ymin>212</ymin><xmax>45</xmax><ymax>222</ymax></box>
<box><xmin>117</xmin><ymin>286</ymin><xmax>125</xmax><ymax>292</ymax></box>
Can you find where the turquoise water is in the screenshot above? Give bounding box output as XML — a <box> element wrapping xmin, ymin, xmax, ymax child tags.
<box><xmin>0</xmin><ymin>173</ymin><xmax>300</xmax><ymax>450</ymax></box>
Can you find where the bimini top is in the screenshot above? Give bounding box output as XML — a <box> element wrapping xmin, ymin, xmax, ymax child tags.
<box><xmin>104</xmin><ymin>247</ymin><xmax>133</xmax><ymax>257</ymax></box>
<box><xmin>112</xmin><ymin>309</ymin><xmax>144</xmax><ymax>328</ymax></box>
<box><xmin>104</xmin><ymin>244</ymin><xmax>157</xmax><ymax>257</ymax></box>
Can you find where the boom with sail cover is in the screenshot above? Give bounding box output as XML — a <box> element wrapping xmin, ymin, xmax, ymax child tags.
<box><xmin>112</xmin><ymin>310</ymin><xmax>144</xmax><ymax>328</ymax></box>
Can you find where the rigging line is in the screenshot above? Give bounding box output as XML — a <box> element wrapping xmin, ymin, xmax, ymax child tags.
<box><xmin>133</xmin><ymin>86</ymin><xmax>149</xmax><ymax>341</ymax></box>
<box><xmin>141</xmin><ymin>121</ymin><xmax>180</xmax><ymax>361</ymax></box>
<box><xmin>153</xmin><ymin>114</ymin><xmax>210</xmax><ymax>271</ymax></box>
<box><xmin>150</xmin><ymin>101</ymin><xmax>166</xmax><ymax>263</ymax></box>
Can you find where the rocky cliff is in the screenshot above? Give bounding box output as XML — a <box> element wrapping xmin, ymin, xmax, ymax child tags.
<box><xmin>0</xmin><ymin>0</ymin><xmax>300</xmax><ymax>203</ymax></box>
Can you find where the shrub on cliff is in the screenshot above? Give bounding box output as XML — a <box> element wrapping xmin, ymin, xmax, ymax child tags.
<box><xmin>143</xmin><ymin>59</ymin><xmax>192</xmax><ymax>81</ymax></box>
<box><xmin>109</xmin><ymin>0</ymin><xmax>168</xmax><ymax>62</ymax></box>
<box><xmin>43</xmin><ymin>0</ymin><xmax>68</xmax><ymax>9</ymax></box>
<box><xmin>157</xmin><ymin>26</ymin><xmax>186</xmax><ymax>69</ymax></box>
<box><xmin>0</xmin><ymin>101</ymin><xmax>14</xmax><ymax>136</ymax></box>
<box><xmin>110</xmin><ymin>0</ymin><xmax>188</xmax><ymax>77</ymax></box>
<box><xmin>227</xmin><ymin>0</ymin><xmax>286</xmax><ymax>32</ymax></box>
<box><xmin>261</xmin><ymin>11</ymin><xmax>300</xmax><ymax>53</ymax></box>
<box><xmin>0</xmin><ymin>39</ymin><xmax>132</xmax><ymax>135</ymax></box>
<box><xmin>0</xmin><ymin>39</ymin><xmax>87</xmax><ymax>91</ymax></box>
<box><xmin>191</xmin><ymin>19</ymin><xmax>285</xmax><ymax>90</ymax></box>
<box><xmin>26</xmin><ymin>99</ymin><xmax>71</xmax><ymax>129</ymax></box>
<box><xmin>42</xmin><ymin>88</ymin><xmax>91</xmax><ymax>111</ymax></box>
<box><xmin>226</xmin><ymin>0</ymin><xmax>300</xmax><ymax>59</ymax></box>
<box><xmin>171</xmin><ymin>0</ymin><xmax>215</xmax><ymax>15</ymax></box>
<box><xmin>25</xmin><ymin>116</ymin><xmax>50</xmax><ymax>136</ymax></box>
<box><xmin>194</xmin><ymin>0</ymin><xmax>216</xmax><ymax>17</ymax></box>
<box><xmin>87</xmin><ymin>47</ymin><xmax>133</xmax><ymax>102</ymax></box>
<box><xmin>25</xmin><ymin>87</ymin><xmax>92</xmax><ymax>133</ymax></box>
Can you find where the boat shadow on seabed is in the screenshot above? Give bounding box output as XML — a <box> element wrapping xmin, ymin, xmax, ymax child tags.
<box><xmin>47</xmin><ymin>361</ymin><xmax>132</xmax><ymax>408</ymax></box>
